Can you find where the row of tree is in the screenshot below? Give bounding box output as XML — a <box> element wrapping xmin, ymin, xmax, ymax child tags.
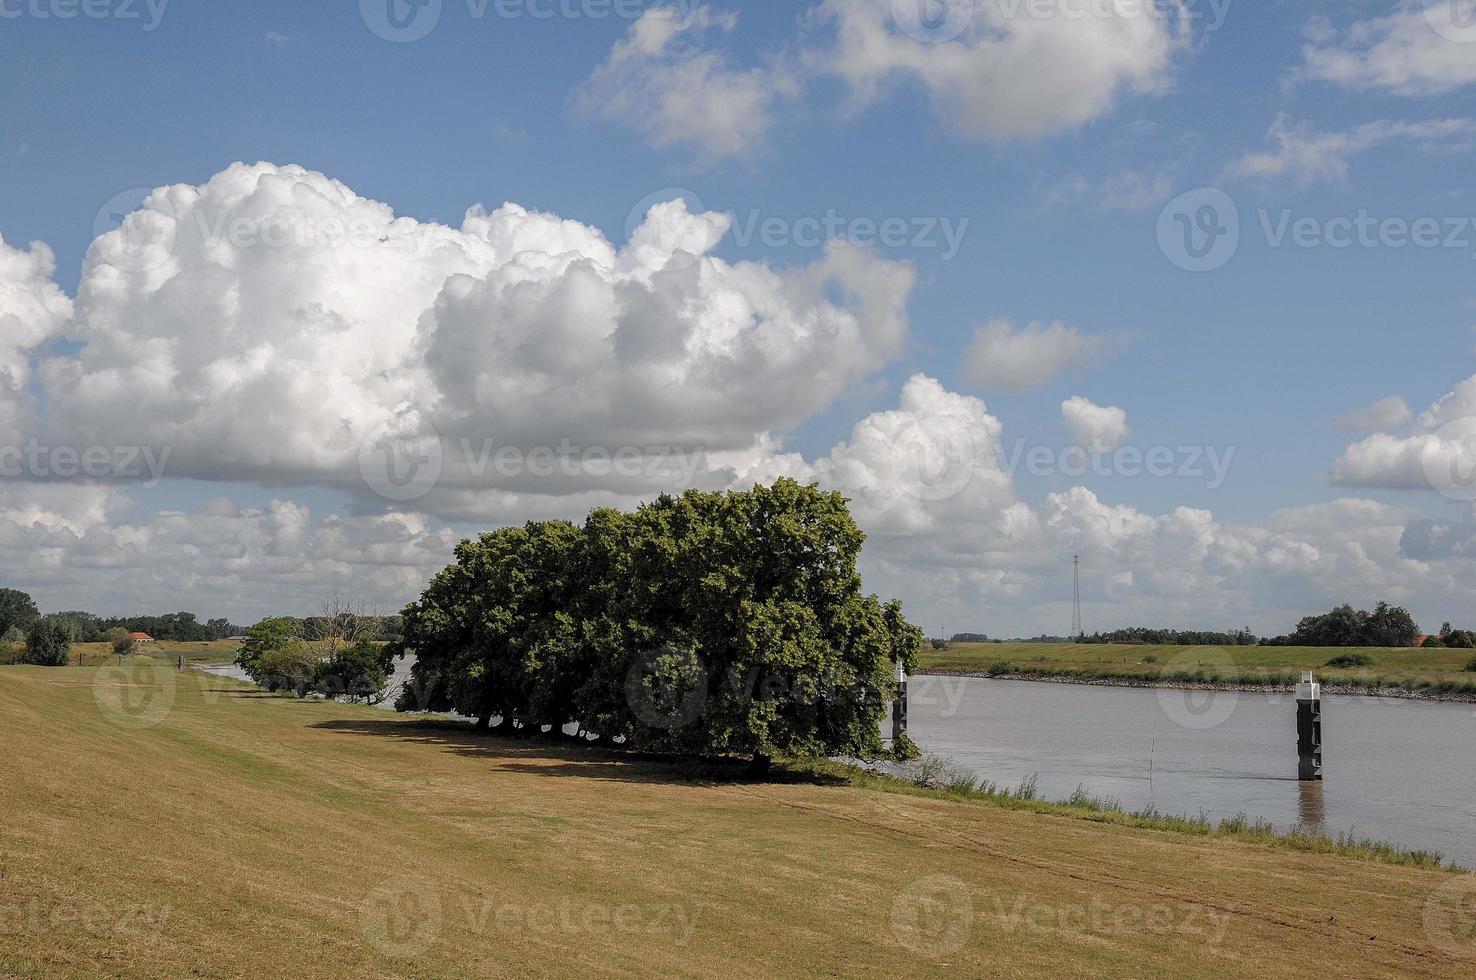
<box><xmin>394</xmin><ymin>480</ymin><xmax>922</xmax><ymax>771</ymax></box>
<box><xmin>0</xmin><ymin>590</ymin><xmax>245</xmax><ymax>644</ymax></box>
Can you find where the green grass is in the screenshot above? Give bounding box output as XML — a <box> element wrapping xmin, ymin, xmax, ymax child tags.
<box><xmin>2</xmin><ymin>665</ymin><xmax>1474</xmax><ymax>978</ymax></box>
<box><xmin>919</xmin><ymin>642</ymin><xmax>1476</xmax><ymax>695</ymax></box>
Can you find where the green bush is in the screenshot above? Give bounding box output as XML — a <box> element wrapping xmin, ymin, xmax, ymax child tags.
<box><xmin>1323</xmin><ymin>653</ymin><xmax>1374</xmax><ymax>669</ymax></box>
<box><xmin>23</xmin><ymin>621</ymin><xmax>71</xmax><ymax>667</ymax></box>
<box><xmin>314</xmin><ymin>640</ymin><xmax>393</xmax><ymax>703</ymax></box>
<box><xmin>256</xmin><ymin>642</ymin><xmax>319</xmax><ymax>695</ymax></box>
<box><xmin>983</xmin><ymin>659</ymin><xmax>1018</xmax><ymax>677</ymax></box>
<box><xmin>1465</xmin><ymin>657</ymin><xmax>1476</xmax><ymax>673</ymax></box>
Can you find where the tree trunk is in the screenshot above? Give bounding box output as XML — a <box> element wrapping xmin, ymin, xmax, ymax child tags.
<box><xmin>750</xmin><ymin>753</ymin><xmax>773</xmax><ymax>779</ymax></box>
<box><xmin>474</xmin><ymin>711</ymin><xmax>492</xmax><ymax>733</ymax></box>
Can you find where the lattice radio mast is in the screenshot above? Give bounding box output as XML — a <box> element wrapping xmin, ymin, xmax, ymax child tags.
<box><xmin>1071</xmin><ymin>554</ymin><xmax>1083</xmax><ymax>640</ymax></box>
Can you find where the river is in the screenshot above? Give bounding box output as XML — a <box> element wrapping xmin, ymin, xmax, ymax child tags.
<box><xmin>907</xmin><ymin>674</ymin><xmax>1476</xmax><ymax>867</ymax></box>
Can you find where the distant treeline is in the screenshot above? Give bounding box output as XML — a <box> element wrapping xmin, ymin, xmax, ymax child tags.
<box><xmin>42</xmin><ymin>611</ymin><xmax>245</xmax><ymax>644</ymax></box>
<box><xmin>1079</xmin><ymin>627</ymin><xmax>1259</xmax><ymax>646</ymax></box>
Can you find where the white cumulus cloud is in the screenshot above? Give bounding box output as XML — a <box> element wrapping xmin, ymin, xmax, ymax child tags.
<box><xmin>1333</xmin><ymin>395</ymin><xmax>1414</xmax><ymax>433</ymax></box>
<box><xmin>1061</xmin><ymin>396</ymin><xmax>1129</xmax><ymax>450</ymax></box>
<box><xmin>965</xmin><ymin>319</ymin><xmax>1117</xmax><ymax>391</ymax></box>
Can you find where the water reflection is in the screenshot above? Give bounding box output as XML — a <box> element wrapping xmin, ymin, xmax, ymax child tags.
<box><xmin>1297</xmin><ymin>780</ymin><xmax>1325</xmax><ymax>828</ymax></box>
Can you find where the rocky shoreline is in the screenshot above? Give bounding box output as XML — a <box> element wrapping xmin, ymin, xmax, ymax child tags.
<box><xmin>916</xmin><ymin>669</ymin><xmax>1476</xmax><ymax>704</ymax></box>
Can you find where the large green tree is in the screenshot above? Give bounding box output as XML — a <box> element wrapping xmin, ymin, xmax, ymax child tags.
<box><xmin>0</xmin><ymin>588</ymin><xmax>39</xmax><ymax>639</ymax></box>
<box><xmin>397</xmin><ymin>479</ymin><xmax>922</xmax><ymax>770</ymax></box>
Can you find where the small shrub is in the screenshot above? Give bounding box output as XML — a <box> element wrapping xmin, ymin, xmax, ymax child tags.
<box><xmin>109</xmin><ymin>627</ymin><xmax>137</xmax><ymax>658</ymax></box>
<box><xmin>1323</xmin><ymin>653</ymin><xmax>1373</xmax><ymax>669</ymax></box>
<box><xmin>1141</xmin><ymin>654</ymin><xmax>1159</xmax><ymax>664</ymax></box>
<box><xmin>984</xmin><ymin>659</ymin><xmax>1017</xmax><ymax>677</ymax></box>
<box><xmin>1466</xmin><ymin>656</ymin><xmax>1476</xmax><ymax>673</ymax></box>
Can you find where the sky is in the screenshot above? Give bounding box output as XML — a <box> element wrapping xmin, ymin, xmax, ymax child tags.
<box><xmin>2</xmin><ymin>0</ymin><xmax>1476</xmax><ymax>636</ymax></box>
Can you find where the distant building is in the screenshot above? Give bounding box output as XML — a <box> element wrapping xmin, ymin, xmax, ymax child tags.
<box><xmin>128</xmin><ymin>632</ymin><xmax>155</xmax><ymax>644</ymax></box>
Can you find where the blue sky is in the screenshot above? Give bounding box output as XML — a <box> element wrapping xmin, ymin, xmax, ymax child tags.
<box><xmin>3</xmin><ymin>1</ymin><xmax>1476</xmax><ymax>633</ymax></box>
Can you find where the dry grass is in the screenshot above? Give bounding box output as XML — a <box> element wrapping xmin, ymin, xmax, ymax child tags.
<box><xmin>1</xmin><ymin>665</ymin><xmax>1472</xmax><ymax>978</ymax></box>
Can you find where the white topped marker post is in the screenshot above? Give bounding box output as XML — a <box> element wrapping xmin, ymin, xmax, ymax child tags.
<box><xmin>1295</xmin><ymin>671</ymin><xmax>1322</xmax><ymax>781</ymax></box>
<box><xmin>891</xmin><ymin>661</ymin><xmax>908</xmax><ymax>743</ymax></box>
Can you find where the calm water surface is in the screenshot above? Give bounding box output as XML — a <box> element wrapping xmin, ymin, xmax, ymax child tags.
<box><xmin>906</xmin><ymin>675</ymin><xmax>1476</xmax><ymax>866</ymax></box>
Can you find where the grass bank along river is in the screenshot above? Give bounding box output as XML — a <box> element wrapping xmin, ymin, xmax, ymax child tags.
<box><xmin>2</xmin><ymin>665</ymin><xmax>1474</xmax><ymax>978</ymax></box>
<box><xmin>918</xmin><ymin>643</ymin><xmax>1476</xmax><ymax>701</ymax></box>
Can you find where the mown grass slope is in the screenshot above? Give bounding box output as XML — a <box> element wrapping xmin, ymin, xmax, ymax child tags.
<box><xmin>1</xmin><ymin>666</ymin><xmax>1472</xmax><ymax>978</ymax></box>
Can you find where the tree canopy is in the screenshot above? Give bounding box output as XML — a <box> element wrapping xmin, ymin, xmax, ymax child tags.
<box><xmin>0</xmin><ymin>588</ymin><xmax>39</xmax><ymax>639</ymax></box>
<box><xmin>397</xmin><ymin>479</ymin><xmax>922</xmax><ymax>768</ymax></box>
<box><xmin>1263</xmin><ymin>602</ymin><xmax>1421</xmax><ymax>648</ymax></box>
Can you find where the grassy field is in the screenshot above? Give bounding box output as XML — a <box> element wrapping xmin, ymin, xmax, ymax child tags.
<box><xmin>919</xmin><ymin>642</ymin><xmax>1476</xmax><ymax>693</ymax></box>
<box><xmin>2</xmin><ymin>666</ymin><xmax>1474</xmax><ymax>978</ymax></box>
<box><xmin>62</xmin><ymin>639</ymin><xmax>242</xmax><ymax>668</ymax></box>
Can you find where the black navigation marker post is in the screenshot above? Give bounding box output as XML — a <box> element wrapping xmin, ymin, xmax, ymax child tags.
<box><xmin>891</xmin><ymin>661</ymin><xmax>908</xmax><ymax>743</ymax></box>
<box><xmin>1296</xmin><ymin>671</ymin><xmax>1322</xmax><ymax>781</ymax></box>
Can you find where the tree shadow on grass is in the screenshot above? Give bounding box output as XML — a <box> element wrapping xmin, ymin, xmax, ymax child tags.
<box><xmin>308</xmin><ymin>717</ymin><xmax>850</xmax><ymax>789</ymax></box>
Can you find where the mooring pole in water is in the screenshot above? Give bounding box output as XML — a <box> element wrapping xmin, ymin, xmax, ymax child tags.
<box><xmin>891</xmin><ymin>661</ymin><xmax>908</xmax><ymax>742</ymax></box>
<box><xmin>1296</xmin><ymin>671</ymin><xmax>1322</xmax><ymax>781</ymax></box>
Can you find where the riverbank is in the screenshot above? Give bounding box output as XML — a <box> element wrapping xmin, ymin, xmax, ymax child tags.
<box><xmin>4</xmin><ymin>665</ymin><xmax>1474</xmax><ymax>977</ymax></box>
<box><xmin>918</xmin><ymin>668</ymin><xmax>1476</xmax><ymax>703</ymax></box>
<box><xmin>918</xmin><ymin>642</ymin><xmax>1476</xmax><ymax>702</ymax></box>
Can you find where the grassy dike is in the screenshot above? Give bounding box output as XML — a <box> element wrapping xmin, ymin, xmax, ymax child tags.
<box><xmin>919</xmin><ymin>643</ymin><xmax>1476</xmax><ymax>699</ymax></box>
<box><xmin>2</xmin><ymin>666</ymin><xmax>1473</xmax><ymax>978</ymax></box>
